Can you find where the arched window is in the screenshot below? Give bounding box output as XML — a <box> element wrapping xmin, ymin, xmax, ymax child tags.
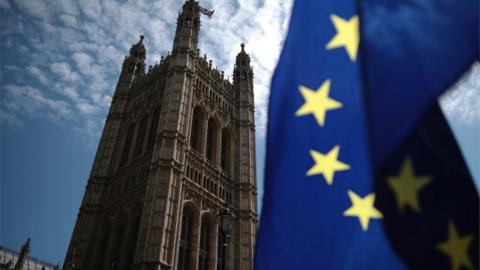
<box><xmin>198</xmin><ymin>216</ymin><xmax>211</xmax><ymax>270</ymax></box>
<box><xmin>147</xmin><ymin>107</ymin><xmax>161</xmax><ymax>148</ymax></box>
<box><xmin>241</xmin><ymin>72</ymin><xmax>247</xmax><ymax>81</ymax></box>
<box><xmin>184</xmin><ymin>17</ymin><xmax>192</xmax><ymax>27</ymax></box>
<box><xmin>120</xmin><ymin>124</ymin><xmax>136</xmax><ymax>166</ymax></box>
<box><xmin>124</xmin><ymin>215</ymin><xmax>141</xmax><ymax>269</ymax></box>
<box><xmin>178</xmin><ymin>207</ymin><xmax>194</xmax><ymax>270</ymax></box>
<box><xmin>221</xmin><ymin>129</ymin><xmax>232</xmax><ymax>173</ymax></box>
<box><xmin>206</xmin><ymin>118</ymin><xmax>219</xmax><ymax>162</ymax></box>
<box><xmin>134</xmin><ymin>115</ymin><xmax>149</xmax><ymax>157</ymax></box>
<box><xmin>190</xmin><ymin>107</ymin><xmax>205</xmax><ymax>152</ymax></box>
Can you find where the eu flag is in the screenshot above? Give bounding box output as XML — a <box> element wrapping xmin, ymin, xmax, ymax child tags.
<box><xmin>255</xmin><ymin>0</ymin><xmax>479</xmax><ymax>269</ymax></box>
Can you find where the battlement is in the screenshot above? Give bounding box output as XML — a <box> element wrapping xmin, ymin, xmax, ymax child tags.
<box><xmin>64</xmin><ymin>4</ymin><xmax>257</xmax><ymax>269</ymax></box>
<box><xmin>195</xmin><ymin>51</ymin><xmax>234</xmax><ymax>101</ymax></box>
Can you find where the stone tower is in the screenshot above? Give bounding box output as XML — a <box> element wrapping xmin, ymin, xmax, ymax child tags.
<box><xmin>63</xmin><ymin>1</ymin><xmax>258</xmax><ymax>270</ymax></box>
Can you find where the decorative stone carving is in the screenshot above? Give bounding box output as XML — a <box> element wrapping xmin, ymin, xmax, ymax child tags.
<box><xmin>64</xmin><ymin>2</ymin><xmax>257</xmax><ymax>270</ymax></box>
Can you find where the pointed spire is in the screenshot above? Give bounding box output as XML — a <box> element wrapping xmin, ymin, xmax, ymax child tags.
<box><xmin>115</xmin><ymin>34</ymin><xmax>147</xmax><ymax>93</ymax></box>
<box><xmin>14</xmin><ymin>237</ymin><xmax>31</xmax><ymax>270</ymax></box>
<box><xmin>129</xmin><ymin>33</ymin><xmax>146</xmax><ymax>60</ymax></box>
<box><xmin>235</xmin><ymin>42</ymin><xmax>251</xmax><ymax>66</ymax></box>
<box><xmin>234</xmin><ymin>43</ymin><xmax>253</xmax><ymax>84</ymax></box>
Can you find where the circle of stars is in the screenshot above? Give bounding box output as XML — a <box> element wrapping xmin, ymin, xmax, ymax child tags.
<box><xmin>294</xmin><ymin>13</ymin><xmax>475</xmax><ymax>269</ymax></box>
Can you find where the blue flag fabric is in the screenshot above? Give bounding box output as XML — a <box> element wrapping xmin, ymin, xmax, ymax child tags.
<box><xmin>360</xmin><ymin>0</ymin><xmax>479</xmax><ymax>168</ymax></box>
<box><xmin>375</xmin><ymin>104</ymin><xmax>478</xmax><ymax>269</ymax></box>
<box><xmin>254</xmin><ymin>0</ymin><xmax>479</xmax><ymax>269</ymax></box>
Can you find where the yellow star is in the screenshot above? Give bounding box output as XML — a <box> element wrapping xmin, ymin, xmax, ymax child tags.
<box><xmin>295</xmin><ymin>80</ymin><xmax>342</xmax><ymax>126</ymax></box>
<box><xmin>386</xmin><ymin>157</ymin><xmax>432</xmax><ymax>214</ymax></box>
<box><xmin>343</xmin><ymin>190</ymin><xmax>383</xmax><ymax>231</ymax></box>
<box><xmin>437</xmin><ymin>221</ymin><xmax>474</xmax><ymax>270</ymax></box>
<box><xmin>306</xmin><ymin>145</ymin><xmax>350</xmax><ymax>185</ymax></box>
<box><xmin>326</xmin><ymin>14</ymin><xmax>360</xmax><ymax>61</ymax></box>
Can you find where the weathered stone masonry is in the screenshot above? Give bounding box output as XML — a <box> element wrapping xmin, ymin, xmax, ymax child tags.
<box><xmin>63</xmin><ymin>1</ymin><xmax>257</xmax><ymax>270</ymax></box>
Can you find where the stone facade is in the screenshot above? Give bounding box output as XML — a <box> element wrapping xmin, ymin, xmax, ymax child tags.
<box><xmin>63</xmin><ymin>1</ymin><xmax>257</xmax><ymax>270</ymax></box>
<box><xmin>0</xmin><ymin>244</ymin><xmax>59</xmax><ymax>270</ymax></box>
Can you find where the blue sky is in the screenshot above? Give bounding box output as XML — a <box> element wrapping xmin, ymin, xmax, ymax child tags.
<box><xmin>0</xmin><ymin>0</ymin><xmax>478</xmax><ymax>265</ymax></box>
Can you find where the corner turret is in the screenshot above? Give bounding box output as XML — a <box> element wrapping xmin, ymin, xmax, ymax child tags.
<box><xmin>172</xmin><ymin>0</ymin><xmax>201</xmax><ymax>54</ymax></box>
<box><xmin>232</xmin><ymin>43</ymin><xmax>257</xmax><ymax>270</ymax></box>
<box><xmin>234</xmin><ymin>43</ymin><xmax>254</xmax><ymax>106</ymax></box>
<box><xmin>115</xmin><ymin>34</ymin><xmax>147</xmax><ymax>95</ymax></box>
<box><xmin>233</xmin><ymin>43</ymin><xmax>254</xmax><ymax>86</ymax></box>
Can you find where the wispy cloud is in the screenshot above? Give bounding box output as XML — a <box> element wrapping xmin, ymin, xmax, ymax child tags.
<box><xmin>2</xmin><ymin>0</ymin><xmax>475</xmax><ymax>143</ymax></box>
<box><xmin>2</xmin><ymin>84</ymin><xmax>74</xmax><ymax>123</ymax></box>
<box><xmin>50</xmin><ymin>62</ymin><xmax>80</xmax><ymax>82</ymax></box>
<box><xmin>59</xmin><ymin>14</ymin><xmax>77</xmax><ymax>28</ymax></box>
<box><xmin>0</xmin><ymin>108</ymin><xmax>22</xmax><ymax>127</ymax></box>
<box><xmin>16</xmin><ymin>0</ymin><xmax>51</xmax><ymax>21</ymax></box>
<box><xmin>0</xmin><ymin>0</ymin><xmax>10</xmax><ymax>9</ymax></box>
<box><xmin>27</xmin><ymin>65</ymin><xmax>50</xmax><ymax>85</ymax></box>
<box><xmin>197</xmin><ymin>0</ymin><xmax>294</xmax><ymax>135</ymax></box>
<box><xmin>1</xmin><ymin>0</ymin><xmax>293</xmax><ymax>142</ymax></box>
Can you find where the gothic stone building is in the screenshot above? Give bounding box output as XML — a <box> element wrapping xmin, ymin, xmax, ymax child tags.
<box><xmin>63</xmin><ymin>1</ymin><xmax>258</xmax><ymax>270</ymax></box>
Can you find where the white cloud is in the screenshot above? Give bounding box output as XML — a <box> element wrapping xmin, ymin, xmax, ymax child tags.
<box><xmin>68</xmin><ymin>41</ymin><xmax>99</xmax><ymax>52</ymax></box>
<box><xmin>56</xmin><ymin>1</ymin><xmax>79</xmax><ymax>16</ymax></box>
<box><xmin>197</xmin><ymin>0</ymin><xmax>294</xmax><ymax>136</ymax></box>
<box><xmin>0</xmin><ymin>108</ymin><xmax>22</xmax><ymax>127</ymax></box>
<box><xmin>4</xmin><ymin>65</ymin><xmax>21</xmax><ymax>72</ymax></box>
<box><xmin>440</xmin><ymin>62</ymin><xmax>480</xmax><ymax>125</ymax></box>
<box><xmin>1</xmin><ymin>0</ymin><xmax>294</xmax><ymax>140</ymax></box>
<box><xmin>72</xmin><ymin>52</ymin><xmax>93</xmax><ymax>72</ymax></box>
<box><xmin>77</xmin><ymin>101</ymin><xmax>98</xmax><ymax>114</ymax></box>
<box><xmin>2</xmin><ymin>84</ymin><xmax>74</xmax><ymax>123</ymax></box>
<box><xmin>78</xmin><ymin>0</ymin><xmax>102</xmax><ymax>20</ymax></box>
<box><xmin>0</xmin><ymin>0</ymin><xmax>10</xmax><ymax>9</ymax></box>
<box><xmin>17</xmin><ymin>0</ymin><xmax>51</xmax><ymax>21</ymax></box>
<box><xmin>27</xmin><ymin>65</ymin><xmax>50</xmax><ymax>85</ymax></box>
<box><xmin>58</xmin><ymin>84</ymin><xmax>80</xmax><ymax>100</ymax></box>
<box><xmin>59</xmin><ymin>14</ymin><xmax>78</xmax><ymax>27</ymax></box>
<box><xmin>0</xmin><ymin>0</ymin><xmax>476</xmax><ymax>148</ymax></box>
<box><xmin>50</xmin><ymin>62</ymin><xmax>80</xmax><ymax>82</ymax></box>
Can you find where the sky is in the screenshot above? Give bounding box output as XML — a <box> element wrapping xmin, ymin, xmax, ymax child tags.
<box><xmin>0</xmin><ymin>0</ymin><xmax>478</xmax><ymax>265</ymax></box>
